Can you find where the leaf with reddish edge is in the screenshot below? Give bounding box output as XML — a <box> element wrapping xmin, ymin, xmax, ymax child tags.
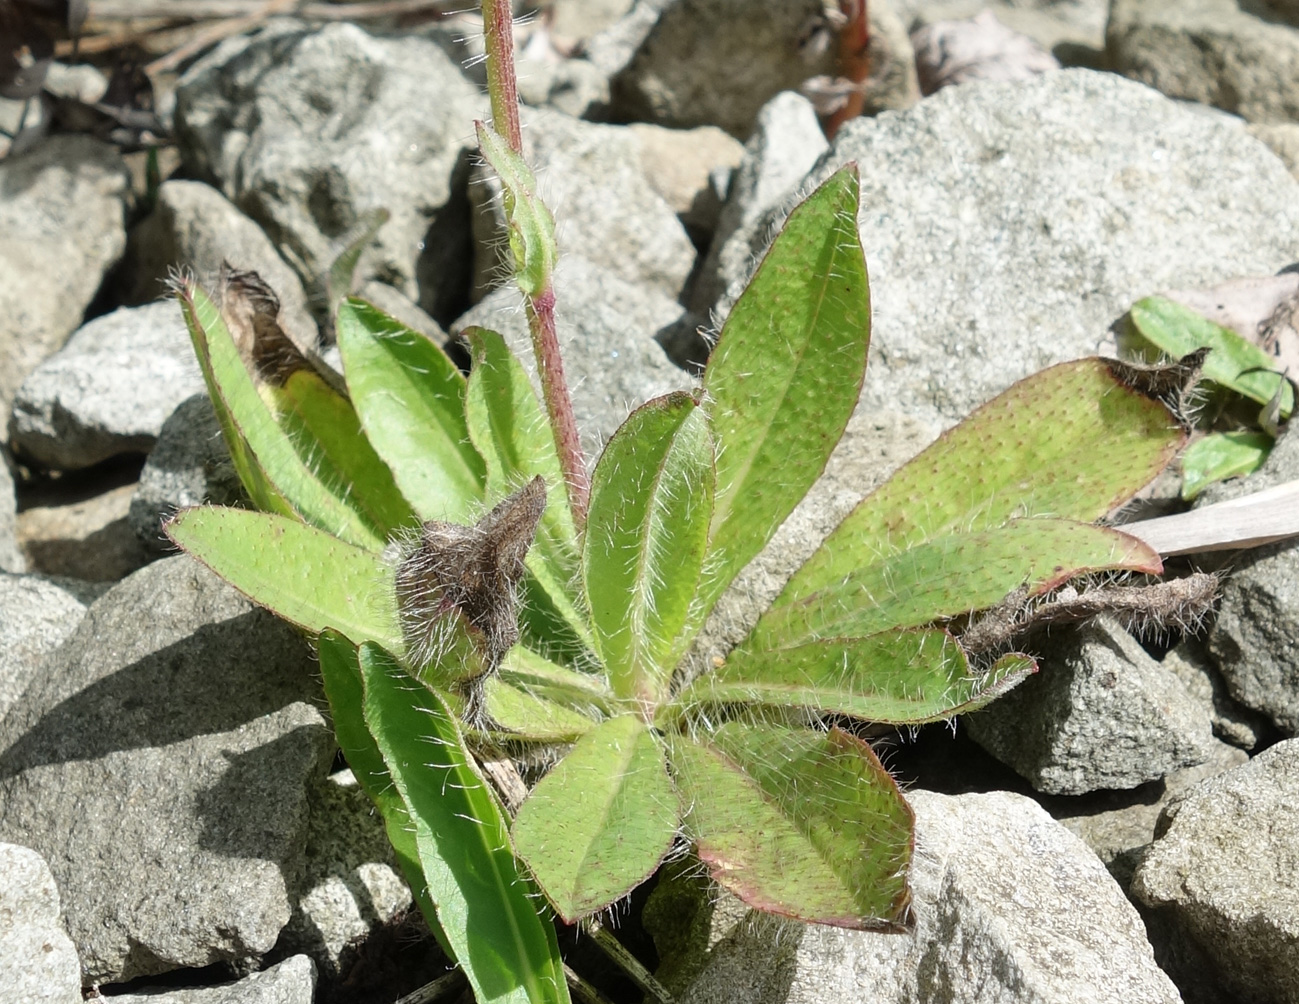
<box><xmin>667</xmin><ymin>722</ymin><xmax>914</xmax><ymax>929</ymax></box>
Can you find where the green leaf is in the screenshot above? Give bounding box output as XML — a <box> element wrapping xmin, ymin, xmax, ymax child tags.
<box><xmin>499</xmin><ymin>645</ymin><xmax>616</xmax><ymax>717</ymax></box>
<box><xmin>465</xmin><ymin>327</ymin><xmax>591</xmax><ymax>651</ymax></box>
<box><xmin>1180</xmin><ymin>430</ymin><xmax>1273</xmax><ymax>500</ymax></box>
<box><xmin>337</xmin><ymin>298</ymin><xmax>486</xmax><ymax>524</ymax></box>
<box><xmin>316</xmin><ymin>631</ymin><xmax>448</xmax><ymax>954</ymax></box>
<box><xmin>1127</xmin><ymin>296</ymin><xmax>1295</xmax><ymax>416</ymax></box>
<box><xmin>779</xmin><ymin>358</ymin><xmax>1182</xmax><ymax>605</ymax></box>
<box><xmin>753</xmin><ymin>519</ymin><xmax>1160</xmax><ymax>647</ymax></box>
<box><xmin>484</xmin><ymin>677</ymin><xmax>598</xmax><ymax>742</ymax></box>
<box><xmin>699</xmin><ymin>164</ymin><xmax>870</xmax><ymax>615</ymax></box>
<box><xmin>513</xmin><ymin>716</ymin><xmax>679</xmax><ymax>922</ymax></box>
<box><xmin>359</xmin><ymin>643</ymin><xmax>569</xmax><ymax>1004</ymax></box>
<box><xmin>476</xmin><ymin>122</ymin><xmax>558</xmax><ymax>299</ymax></box>
<box><xmin>675</xmin><ymin>630</ymin><xmax>1036</xmax><ymax>725</ymax></box>
<box><xmin>667</xmin><ymin>723</ymin><xmax>913</xmax><ymax>929</ymax></box>
<box><xmin>177</xmin><ymin>281</ymin><xmax>386</xmax><ymax>550</ymax></box>
<box><xmin>583</xmin><ymin>393</ymin><xmax>714</xmax><ymax>705</ymax></box>
<box><xmin>167</xmin><ymin>506</ymin><xmax>402</xmax><ymax>654</ymax></box>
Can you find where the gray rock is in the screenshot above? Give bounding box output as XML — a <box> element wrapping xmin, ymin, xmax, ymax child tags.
<box><xmin>515</xmin><ymin>51</ymin><xmax>613</xmax><ymax>119</ymax></box>
<box><xmin>895</xmin><ymin>0</ymin><xmax>1110</xmax><ymax>56</ymax></box>
<box><xmin>118</xmin><ymin>180</ymin><xmax>316</xmax><ymax>349</ymax></box>
<box><xmin>681</xmin><ymin>789</ymin><xmax>1180</xmax><ymax>1004</ymax></box>
<box><xmin>109</xmin><ymin>955</ymin><xmax>316</xmax><ymax>1004</ymax></box>
<box><xmin>687</xmin><ymin>90</ymin><xmax>829</xmax><ymax>318</ymax></box>
<box><xmin>174</xmin><ymin>21</ymin><xmax>484</xmax><ymax>322</ymax></box>
<box><xmin>626</xmin><ymin>122</ymin><xmax>745</xmax><ymax>244</ymax></box>
<box><xmin>549</xmin><ymin>0</ymin><xmax>635</xmax><ymax>45</ymax></box>
<box><xmin>0</xmin><ymin>457</ymin><xmax>21</xmax><ymax>574</ymax></box>
<box><xmin>0</xmin><ymin>556</ymin><xmax>334</xmax><ymax>984</ymax></box>
<box><xmin>1250</xmin><ymin>121</ymin><xmax>1299</xmax><ymax>179</ymax></box>
<box><xmin>912</xmin><ymin>10</ymin><xmax>1061</xmax><ymax>94</ymax></box>
<box><xmin>0</xmin><ymin>843</ymin><xmax>81</xmax><ymax>1004</ymax></box>
<box><xmin>1133</xmin><ymin>739</ymin><xmax>1299</xmax><ymax>1004</ymax></box>
<box><xmin>707</xmin><ymin>70</ymin><xmax>1299</xmax><ymax>429</ymax></box>
<box><xmin>1200</xmin><ymin>427</ymin><xmax>1299</xmax><ymax>734</ymax></box>
<box><xmin>861</xmin><ymin>0</ymin><xmax>922</xmax><ymax>114</ymax></box>
<box><xmin>0</xmin><ymin>573</ymin><xmax>88</xmax><ymax>735</ymax></box>
<box><xmin>1162</xmin><ymin>641</ymin><xmax>1270</xmax><ymax>749</ymax></box>
<box><xmin>16</xmin><ymin>483</ymin><xmax>154</xmax><ymax>584</ymax></box>
<box><xmin>967</xmin><ymin>618</ymin><xmax>1217</xmax><ymax>794</ymax></box>
<box><xmin>0</xmin><ymin>92</ymin><xmax>51</xmax><ymax>159</ymax></box>
<box><xmin>278</xmin><ymin>770</ymin><xmax>412</xmax><ymax>977</ymax></box>
<box><xmin>607</xmin><ymin>0</ymin><xmax>837</xmax><ymax>137</ymax></box>
<box><xmin>453</xmin><ymin>254</ymin><xmax>692</xmax><ymax>455</ymax></box>
<box><xmin>0</xmin><ymin>136</ymin><xmax>130</xmax><ymax>418</ymax></box>
<box><xmin>9</xmin><ymin>301</ymin><xmax>203</xmax><ymax>470</ymax></box>
<box><xmin>1107</xmin><ymin>0</ymin><xmax>1299</xmax><ymax>125</ymax></box>
<box><xmin>129</xmin><ymin>394</ymin><xmax>241</xmax><ymax>553</ymax></box>
<box><xmin>470</xmin><ymin>110</ymin><xmax>696</xmax><ymax>303</ymax></box>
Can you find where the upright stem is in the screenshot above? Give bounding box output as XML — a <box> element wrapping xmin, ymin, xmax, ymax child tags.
<box><xmin>481</xmin><ymin>0</ymin><xmax>591</xmax><ymax>525</ymax></box>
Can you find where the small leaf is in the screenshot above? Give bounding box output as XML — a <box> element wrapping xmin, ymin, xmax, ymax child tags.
<box><xmin>316</xmin><ymin>631</ymin><xmax>449</xmax><ymax>954</ymax></box>
<box><xmin>667</xmin><ymin>723</ymin><xmax>913</xmax><ymax>929</ymax></box>
<box><xmin>167</xmin><ymin>507</ymin><xmax>402</xmax><ymax>654</ymax></box>
<box><xmin>177</xmin><ymin>279</ymin><xmax>386</xmax><ymax>550</ymax></box>
<box><xmin>499</xmin><ymin>645</ymin><xmax>616</xmax><ymax>718</ymax></box>
<box><xmin>780</xmin><ymin>358</ymin><xmax>1182</xmax><ymax>604</ymax></box>
<box><xmin>583</xmin><ymin>394</ymin><xmax>714</xmax><ymax>706</ymax></box>
<box><xmin>1180</xmin><ymin>430</ymin><xmax>1274</xmax><ymax>500</ymax></box>
<box><xmin>483</xmin><ymin>677</ymin><xmax>597</xmax><ymax>742</ymax></box>
<box><xmin>1127</xmin><ymin>296</ymin><xmax>1295</xmax><ymax>416</ymax></box>
<box><xmin>700</xmin><ymin>164</ymin><xmax>870</xmax><ymax>616</ymax></box>
<box><xmin>476</xmin><ymin>122</ymin><xmax>558</xmax><ymax>299</ymax></box>
<box><xmin>465</xmin><ymin>327</ymin><xmax>591</xmax><ymax>651</ymax></box>
<box><xmin>675</xmin><ymin>630</ymin><xmax>1036</xmax><ymax>725</ymax></box>
<box><xmin>337</xmin><ymin>298</ymin><xmax>486</xmax><ymax>524</ymax></box>
<box><xmin>359</xmin><ymin>643</ymin><xmax>570</xmax><ymax>1004</ymax></box>
<box><xmin>513</xmin><ymin>716</ymin><xmax>679</xmax><ymax>921</ymax></box>
<box><xmin>754</xmin><ymin>519</ymin><xmax>1160</xmax><ymax>647</ymax></box>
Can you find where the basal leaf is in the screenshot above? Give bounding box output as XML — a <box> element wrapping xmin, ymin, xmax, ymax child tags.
<box><xmin>754</xmin><ymin>519</ymin><xmax>1160</xmax><ymax>648</ymax></box>
<box><xmin>1127</xmin><ymin>296</ymin><xmax>1295</xmax><ymax>416</ymax></box>
<box><xmin>699</xmin><ymin>164</ymin><xmax>870</xmax><ymax>615</ymax></box>
<box><xmin>337</xmin><ymin>298</ymin><xmax>486</xmax><ymax>523</ymax></box>
<box><xmin>484</xmin><ymin>677</ymin><xmax>598</xmax><ymax>742</ymax></box>
<box><xmin>167</xmin><ymin>506</ymin><xmax>402</xmax><ymax>654</ymax></box>
<box><xmin>316</xmin><ymin>631</ymin><xmax>448</xmax><ymax>953</ymax></box>
<box><xmin>1180</xmin><ymin>430</ymin><xmax>1273</xmax><ymax>500</ymax></box>
<box><xmin>667</xmin><ymin>723</ymin><xmax>913</xmax><ymax>929</ymax></box>
<box><xmin>513</xmin><ymin>716</ymin><xmax>678</xmax><ymax>922</ymax></box>
<box><xmin>465</xmin><ymin>327</ymin><xmax>590</xmax><ymax>651</ymax></box>
<box><xmin>675</xmin><ymin>630</ymin><xmax>1036</xmax><ymax>725</ymax></box>
<box><xmin>779</xmin><ymin>359</ymin><xmax>1181</xmax><ymax>604</ymax></box>
<box><xmin>499</xmin><ymin>645</ymin><xmax>615</xmax><ymax>718</ymax></box>
<box><xmin>359</xmin><ymin>643</ymin><xmax>569</xmax><ymax>1004</ymax></box>
<box><xmin>178</xmin><ymin>281</ymin><xmax>386</xmax><ymax>550</ymax></box>
<box><xmin>583</xmin><ymin>393</ymin><xmax>714</xmax><ymax>705</ymax></box>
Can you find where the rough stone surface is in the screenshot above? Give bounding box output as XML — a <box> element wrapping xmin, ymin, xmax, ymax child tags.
<box><xmin>896</xmin><ymin>0</ymin><xmax>1110</xmax><ymax>55</ymax></box>
<box><xmin>0</xmin><ymin>556</ymin><xmax>334</xmax><ymax>984</ymax></box>
<box><xmin>109</xmin><ymin>955</ymin><xmax>317</xmax><ymax>1004</ymax></box>
<box><xmin>607</xmin><ymin>0</ymin><xmax>837</xmax><ymax>137</ymax></box>
<box><xmin>860</xmin><ymin>0</ymin><xmax>922</xmax><ymax>114</ymax></box>
<box><xmin>1107</xmin><ymin>0</ymin><xmax>1299</xmax><ymax>125</ymax></box>
<box><xmin>687</xmin><ymin>90</ymin><xmax>828</xmax><ymax>318</ymax></box>
<box><xmin>0</xmin><ymin>843</ymin><xmax>82</xmax><ymax>1004</ymax></box>
<box><xmin>0</xmin><ymin>135</ymin><xmax>130</xmax><ymax>418</ymax></box>
<box><xmin>1250</xmin><ymin>121</ymin><xmax>1299</xmax><ymax>179</ymax></box>
<box><xmin>9</xmin><ymin>301</ymin><xmax>203</xmax><ymax>470</ymax></box>
<box><xmin>912</xmin><ymin>10</ymin><xmax>1061</xmax><ymax>94</ymax></box>
<box><xmin>680</xmin><ymin>790</ymin><xmax>1180</xmax><ymax>1004</ymax></box>
<box><xmin>1133</xmin><ymin>739</ymin><xmax>1299</xmax><ymax>1004</ymax></box>
<box><xmin>967</xmin><ymin>618</ymin><xmax>1218</xmax><ymax>794</ymax></box>
<box><xmin>278</xmin><ymin>770</ymin><xmax>412</xmax><ymax>978</ymax></box>
<box><xmin>1162</xmin><ymin>640</ymin><xmax>1270</xmax><ymax>749</ymax></box>
<box><xmin>470</xmin><ymin>110</ymin><xmax>696</xmax><ymax>303</ymax></box>
<box><xmin>0</xmin><ymin>458</ymin><xmax>22</xmax><ymax>574</ymax></box>
<box><xmin>704</xmin><ymin>70</ymin><xmax>1299</xmax><ymax>429</ymax></box>
<box><xmin>174</xmin><ymin>21</ymin><xmax>484</xmax><ymax>323</ymax></box>
<box><xmin>627</xmin><ymin>121</ymin><xmax>745</xmax><ymax>240</ymax></box>
<box><xmin>118</xmin><ymin>179</ymin><xmax>316</xmax><ymax>348</ymax></box>
<box><xmin>549</xmin><ymin>0</ymin><xmax>635</xmax><ymax>44</ymax></box>
<box><xmin>17</xmin><ymin>482</ymin><xmax>155</xmax><ymax>583</ymax></box>
<box><xmin>0</xmin><ymin>573</ymin><xmax>88</xmax><ymax>733</ymax></box>
<box><xmin>129</xmin><ymin>394</ymin><xmax>241</xmax><ymax>552</ymax></box>
<box><xmin>454</xmin><ymin>254</ymin><xmax>692</xmax><ymax>456</ymax></box>
<box><xmin>1202</xmin><ymin>427</ymin><xmax>1299</xmax><ymax>734</ymax></box>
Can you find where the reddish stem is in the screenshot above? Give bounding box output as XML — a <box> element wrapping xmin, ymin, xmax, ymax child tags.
<box><xmin>526</xmin><ymin>287</ymin><xmax>590</xmax><ymax>522</ymax></box>
<box><xmin>482</xmin><ymin>0</ymin><xmax>523</xmax><ymax>153</ymax></box>
<box><xmin>823</xmin><ymin>0</ymin><xmax>871</xmax><ymax>139</ymax></box>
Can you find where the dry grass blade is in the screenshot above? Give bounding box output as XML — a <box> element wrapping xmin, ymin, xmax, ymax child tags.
<box><xmin>1122</xmin><ymin>479</ymin><xmax>1299</xmax><ymax>556</ymax></box>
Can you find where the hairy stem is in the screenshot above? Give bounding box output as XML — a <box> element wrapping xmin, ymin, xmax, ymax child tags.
<box><xmin>482</xmin><ymin>0</ymin><xmax>523</xmax><ymax>151</ymax></box>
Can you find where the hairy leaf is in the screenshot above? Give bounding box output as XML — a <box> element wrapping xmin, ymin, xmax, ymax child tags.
<box><xmin>700</xmin><ymin>164</ymin><xmax>870</xmax><ymax>615</ymax></box>
<box><xmin>167</xmin><ymin>506</ymin><xmax>402</xmax><ymax>654</ymax></box>
<box><xmin>484</xmin><ymin>677</ymin><xmax>597</xmax><ymax>741</ymax></box>
<box><xmin>1180</xmin><ymin>430</ymin><xmax>1273</xmax><ymax>500</ymax></box>
<box><xmin>668</xmin><ymin>723</ymin><xmax>913</xmax><ymax>929</ymax></box>
<box><xmin>476</xmin><ymin>123</ymin><xmax>558</xmax><ymax>299</ymax></box>
<box><xmin>584</xmin><ymin>393</ymin><xmax>714</xmax><ymax>705</ymax></box>
<box><xmin>359</xmin><ymin>643</ymin><xmax>569</xmax><ymax>1004</ymax></box>
<box><xmin>676</xmin><ymin>631</ymin><xmax>1036</xmax><ymax>725</ymax></box>
<box><xmin>513</xmin><ymin>716</ymin><xmax>678</xmax><ymax>921</ymax></box>
<box><xmin>499</xmin><ymin>645</ymin><xmax>615</xmax><ymax>717</ymax></box>
<box><xmin>337</xmin><ymin>298</ymin><xmax>486</xmax><ymax>523</ymax></box>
